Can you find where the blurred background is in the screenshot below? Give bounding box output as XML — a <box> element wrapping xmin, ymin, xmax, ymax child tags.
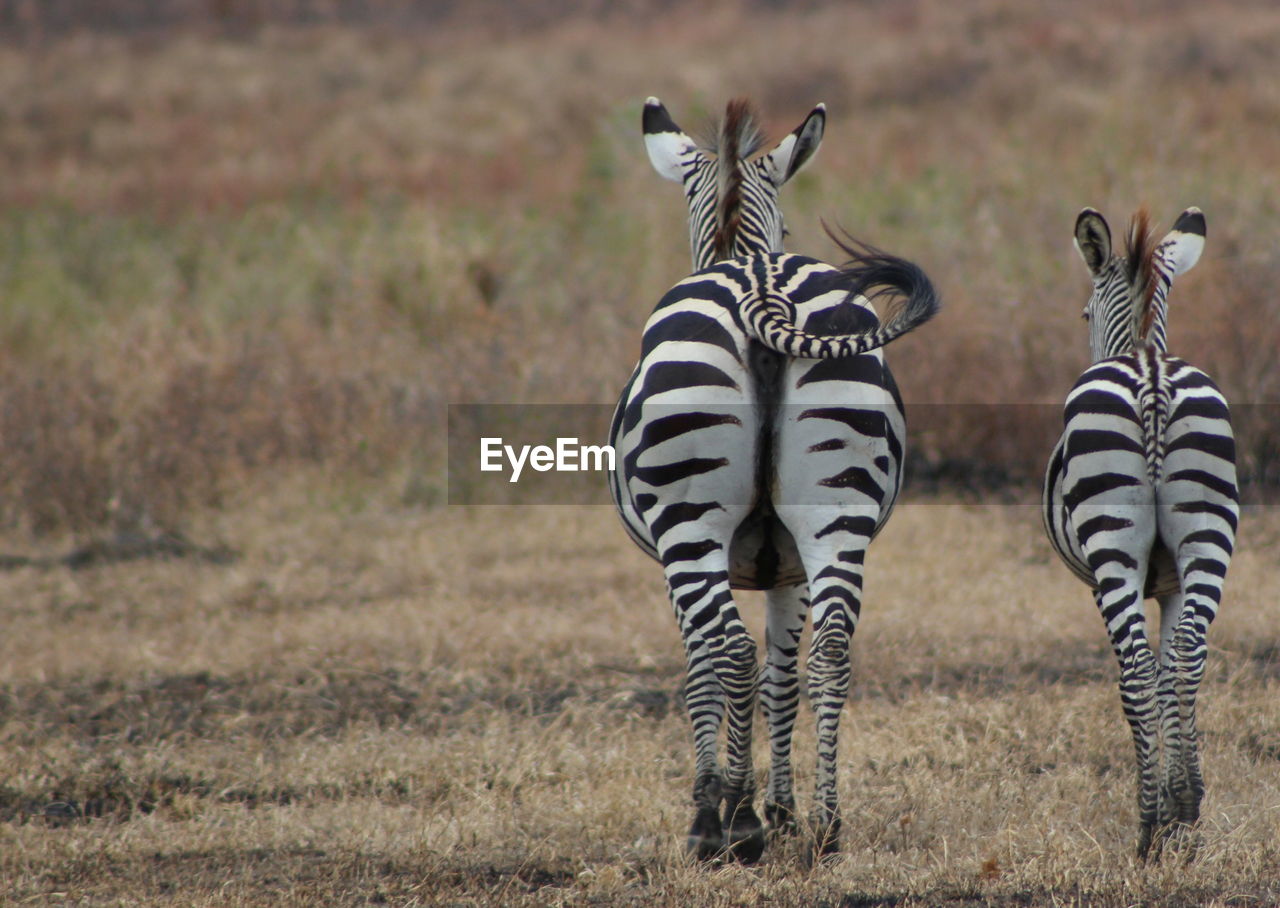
<box><xmin>2</xmin><ymin>0</ymin><xmax>1279</xmax><ymax>535</ymax></box>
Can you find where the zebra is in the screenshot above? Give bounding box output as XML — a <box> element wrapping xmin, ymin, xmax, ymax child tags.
<box><xmin>1042</xmin><ymin>206</ymin><xmax>1238</xmax><ymax>860</ymax></box>
<box><xmin>608</xmin><ymin>97</ymin><xmax>939</xmax><ymax>861</ymax></box>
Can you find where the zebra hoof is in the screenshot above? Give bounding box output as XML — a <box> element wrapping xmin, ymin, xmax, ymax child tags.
<box><xmin>687</xmin><ymin>807</ymin><xmax>724</xmax><ymax>862</ymax></box>
<box><xmin>723</xmin><ymin>804</ymin><xmax>765</xmax><ymax>864</ymax></box>
<box><xmin>764</xmin><ymin>800</ymin><xmax>797</xmax><ymax>836</ymax></box>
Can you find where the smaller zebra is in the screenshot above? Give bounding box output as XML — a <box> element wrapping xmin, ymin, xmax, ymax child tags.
<box><xmin>1042</xmin><ymin>206</ymin><xmax>1238</xmax><ymax>860</ymax></box>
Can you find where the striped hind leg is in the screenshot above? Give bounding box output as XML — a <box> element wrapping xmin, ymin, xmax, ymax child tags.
<box><xmin>761</xmin><ymin>582</ymin><xmax>809</xmax><ymax>835</ymax></box>
<box><xmin>1151</xmin><ymin>499</ymin><xmax>1235</xmax><ymax>858</ymax></box>
<box><xmin>1152</xmin><ymin>589</ymin><xmax>1207</xmax><ymax>861</ymax></box>
<box><xmin>1155</xmin><ymin>591</ymin><xmax>1182</xmax><ymax>836</ymax></box>
<box><xmin>1097</xmin><ymin>584</ymin><xmax>1162</xmax><ymax>861</ymax></box>
<box><xmin>778</xmin><ymin>506</ymin><xmax>876</xmax><ymax>857</ymax></box>
<box><xmin>660</xmin><ymin>516</ymin><xmax>763</xmax><ymax>862</ymax></box>
<box><xmin>1076</xmin><ymin>505</ymin><xmax>1162</xmax><ymax>859</ymax></box>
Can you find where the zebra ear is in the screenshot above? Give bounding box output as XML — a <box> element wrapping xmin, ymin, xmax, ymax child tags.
<box><xmin>643</xmin><ymin>97</ymin><xmax>696</xmax><ymax>184</ymax></box>
<box><xmin>1074</xmin><ymin>208</ymin><xmax>1111</xmax><ymax>275</ymax></box>
<box><xmin>1157</xmin><ymin>207</ymin><xmax>1206</xmax><ymax>278</ymax></box>
<box><xmin>764</xmin><ymin>103</ymin><xmax>826</xmax><ymax>186</ymax></box>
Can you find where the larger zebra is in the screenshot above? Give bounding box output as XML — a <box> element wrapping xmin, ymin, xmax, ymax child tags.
<box><xmin>609</xmin><ymin>97</ymin><xmax>939</xmax><ymax>861</ymax></box>
<box><xmin>1042</xmin><ymin>206</ymin><xmax>1238</xmax><ymax>860</ymax></box>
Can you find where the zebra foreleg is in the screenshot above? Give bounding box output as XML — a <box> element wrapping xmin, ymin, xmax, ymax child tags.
<box><xmin>761</xmin><ymin>583</ymin><xmax>809</xmax><ymax>836</ymax></box>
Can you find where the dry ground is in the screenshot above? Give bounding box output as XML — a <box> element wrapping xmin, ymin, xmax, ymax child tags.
<box><xmin>1</xmin><ymin>481</ymin><xmax>1278</xmax><ymax>906</ymax></box>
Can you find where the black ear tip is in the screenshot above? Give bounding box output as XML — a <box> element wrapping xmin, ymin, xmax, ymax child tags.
<box><xmin>1076</xmin><ymin>207</ymin><xmax>1102</xmax><ymax>226</ymax></box>
<box><xmin>643</xmin><ymin>97</ymin><xmax>678</xmax><ymax>135</ymax></box>
<box><xmin>1174</xmin><ymin>208</ymin><xmax>1206</xmax><ymax>237</ymax></box>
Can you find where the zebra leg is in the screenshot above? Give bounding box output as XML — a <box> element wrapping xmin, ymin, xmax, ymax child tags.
<box><xmin>1166</xmin><ymin>608</ymin><xmax>1209</xmax><ymax>859</ymax></box>
<box><xmin>1155</xmin><ymin>492</ymin><xmax>1234</xmax><ymax>861</ymax></box>
<box><xmin>806</xmin><ymin>580</ymin><xmax>857</xmax><ymax>857</ymax></box>
<box><xmin>1161</xmin><ymin>565</ymin><xmax>1223</xmax><ymax>858</ymax></box>
<box><xmin>1073</xmin><ymin>500</ymin><xmax>1161</xmax><ymax>860</ymax></box>
<box><xmin>1155</xmin><ymin>593</ymin><xmax>1183</xmax><ymax>837</ymax></box>
<box><xmin>678</xmin><ymin>634</ymin><xmax>726</xmax><ymax>860</ymax></box>
<box><xmin>780</xmin><ymin>506</ymin><xmax>874</xmax><ymax>858</ymax></box>
<box><xmin>663</xmin><ymin>538</ymin><xmax>762</xmax><ymax>862</ymax></box>
<box><xmin>761</xmin><ymin>582</ymin><xmax>809</xmax><ymax>836</ymax></box>
<box><xmin>1102</xmin><ymin>601</ymin><xmax>1161</xmax><ymax>862</ymax></box>
<box><xmin>713</xmin><ymin>623</ymin><xmax>765</xmax><ymax>863</ymax></box>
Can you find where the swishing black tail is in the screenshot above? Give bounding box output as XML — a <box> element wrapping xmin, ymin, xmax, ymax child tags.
<box><xmin>743</xmin><ymin>229</ymin><xmax>939</xmax><ymax>358</ymax></box>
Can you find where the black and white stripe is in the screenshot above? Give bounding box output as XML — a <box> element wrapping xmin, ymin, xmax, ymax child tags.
<box><xmin>609</xmin><ymin>98</ymin><xmax>938</xmax><ymax>861</ymax></box>
<box><xmin>1042</xmin><ymin>206</ymin><xmax>1238</xmax><ymax>860</ymax></box>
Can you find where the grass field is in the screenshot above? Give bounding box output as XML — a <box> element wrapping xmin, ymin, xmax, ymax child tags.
<box><xmin>3</xmin><ymin>0</ymin><xmax>1280</xmax><ymax>904</ymax></box>
<box><xmin>2</xmin><ymin>495</ymin><xmax>1279</xmax><ymax>905</ymax></box>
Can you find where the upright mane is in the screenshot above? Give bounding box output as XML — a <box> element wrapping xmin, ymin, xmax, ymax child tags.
<box><xmin>711</xmin><ymin>97</ymin><xmax>764</xmax><ymax>260</ymax></box>
<box><xmin>1124</xmin><ymin>207</ymin><xmax>1159</xmax><ymax>342</ymax></box>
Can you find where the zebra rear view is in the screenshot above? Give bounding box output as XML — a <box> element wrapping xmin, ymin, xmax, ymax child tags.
<box><xmin>609</xmin><ymin>97</ymin><xmax>939</xmax><ymax>862</ymax></box>
<box><xmin>1042</xmin><ymin>207</ymin><xmax>1238</xmax><ymax>861</ymax></box>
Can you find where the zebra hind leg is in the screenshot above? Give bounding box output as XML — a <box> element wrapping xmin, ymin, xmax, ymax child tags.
<box><xmin>680</xmin><ymin>637</ymin><xmax>727</xmax><ymax>861</ymax></box>
<box><xmin>711</xmin><ymin>628</ymin><xmax>766</xmax><ymax>863</ymax></box>
<box><xmin>760</xmin><ymin>583</ymin><xmax>809</xmax><ymax>838</ymax></box>
<box><xmin>672</xmin><ymin>595</ymin><xmax>764</xmax><ymax>862</ymax></box>
<box><xmin>1161</xmin><ymin>608</ymin><xmax>1213</xmax><ymax>863</ymax></box>
<box><xmin>777</xmin><ymin>505</ymin><xmax>873</xmax><ymax>860</ymax></box>
<box><xmin>1152</xmin><ymin>499</ymin><xmax>1234</xmax><ymax>863</ymax></box>
<box><xmin>1151</xmin><ymin>592</ymin><xmax>1186</xmax><ymax>862</ymax></box>
<box><xmin>805</xmin><ymin>588</ymin><xmax>859</xmax><ymax>859</ymax></box>
<box><xmin>1093</xmin><ymin>586</ymin><xmax>1162</xmax><ymax>862</ymax></box>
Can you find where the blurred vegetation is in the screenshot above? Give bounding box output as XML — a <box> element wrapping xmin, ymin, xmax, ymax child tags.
<box><xmin>2</xmin><ymin>0</ymin><xmax>1280</xmax><ymax>534</ymax></box>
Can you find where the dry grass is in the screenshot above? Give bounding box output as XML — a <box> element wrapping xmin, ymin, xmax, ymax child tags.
<box><xmin>1</xmin><ymin>492</ymin><xmax>1278</xmax><ymax>905</ymax></box>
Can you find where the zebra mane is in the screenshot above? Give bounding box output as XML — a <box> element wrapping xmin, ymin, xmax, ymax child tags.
<box><xmin>711</xmin><ymin>97</ymin><xmax>765</xmax><ymax>261</ymax></box>
<box><xmin>1125</xmin><ymin>207</ymin><xmax>1160</xmax><ymax>342</ymax></box>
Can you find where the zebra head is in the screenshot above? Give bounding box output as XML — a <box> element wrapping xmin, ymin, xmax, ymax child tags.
<box><xmin>1073</xmin><ymin>206</ymin><xmax>1206</xmax><ymax>362</ymax></box>
<box><xmin>643</xmin><ymin>97</ymin><xmax>825</xmax><ymax>271</ymax></box>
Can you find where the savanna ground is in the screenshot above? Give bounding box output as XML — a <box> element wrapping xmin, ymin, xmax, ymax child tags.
<box><xmin>2</xmin><ymin>0</ymin><xmax>1280</xmax><ymax>904</ymax></box>
<box><xmin>3</xmin><ymin>501</ymin><xmax>1280</xmax><ymax>906</ymax></box>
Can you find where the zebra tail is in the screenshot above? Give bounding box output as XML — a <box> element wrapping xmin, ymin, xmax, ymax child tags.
<box><xmin>829</xmin><ymin>232</ymin><xmax>941</xmax><ymax>346</ymax></box>
<box><xmin>744</xmin><ymin>232</ymin><xmax>940</xmax><ymax>359</ymax></box>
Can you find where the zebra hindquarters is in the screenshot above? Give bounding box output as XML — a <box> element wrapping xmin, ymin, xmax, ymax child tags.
<box><xmin>770</xmin><ymin>354</ymin><xmax>901</xmax><ymax>855</ymax></box>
